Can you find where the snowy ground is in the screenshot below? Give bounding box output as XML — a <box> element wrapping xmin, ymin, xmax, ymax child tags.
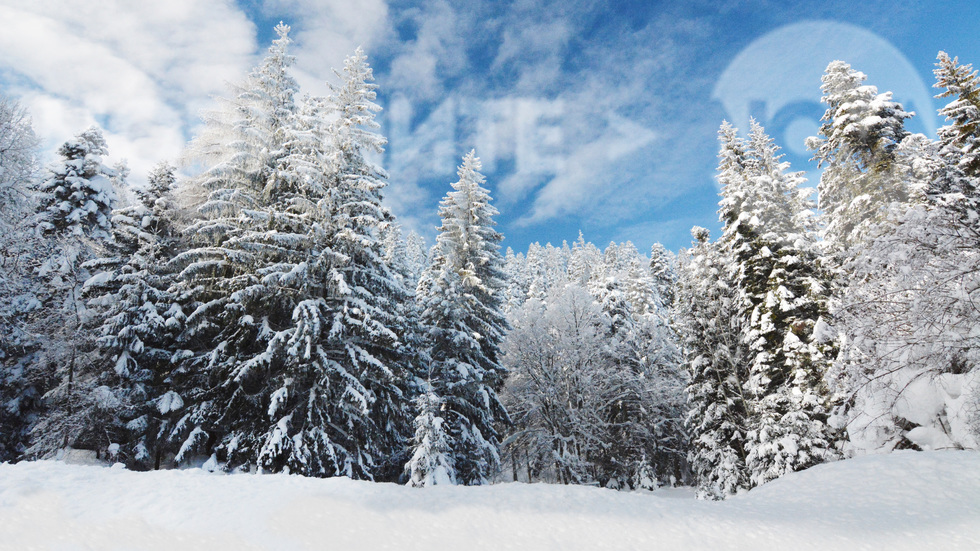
<box><xmin>1</xmin><ymin>451</ymin><xmax>978</xmax><ymax>550</ymax></box>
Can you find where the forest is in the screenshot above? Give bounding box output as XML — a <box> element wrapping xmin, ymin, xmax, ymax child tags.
<box><xmin>1</xmin><ymin>24</ymin><xmax>978</xmax><ymax>501</ymax></box>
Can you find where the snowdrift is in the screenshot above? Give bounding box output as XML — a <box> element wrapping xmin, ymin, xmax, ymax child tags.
<box><xmin>1</xmin><ymin>451</ymin><xmax>977</xmax><ymax>550</ymax></box>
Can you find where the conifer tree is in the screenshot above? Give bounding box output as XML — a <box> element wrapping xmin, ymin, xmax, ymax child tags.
<box><xmin>404</xmin><ymin>230</ymin><xmax>429</xmax><ymax>287</ymax></box>
<box><xmin>567</xmin><ymin>232</ymin><xmax>602</xmax><ymax>286</ymax></box>
<box><xmin>174</xmin><ymin>30</ymin><xmax>418</xmax><ymax>479</ymax></box>
<box><xmin>318</xmin><ymin>46</ymin><xmax>419</xmax><ymax>480</ymax></box>
<box><xmin>35</xmin><ymin>127</ymin><xmax>116</xmax><ymax>242</ymax></box>
<box><xmin>830</xmin><ymin>58</ymin><xmax>980</xmax><ymax>452</ymax></box>
<box><xmin>935</xmin><ymin>51</ymin><xmax>980</xmax><ymax>177</ymax></box>
<box><xmin>676</xmin><ymin>226</ymin><xmax>750</xmax><ymax>500</ymax></box>
<box><xmin>806</xmin><ymin>61</ymin><xmax>913</xmax><ymax>249</ymax></box>
<box><xmin>720</xmin><ymin>121</ymin><xmax>839</xmax><ymax>486</ymax></box>
<box><xmin>83</xmin><ymin>163</ymin><xmax>187</xmax><ymax>468</ymax></box>
<box><xmin>0</xmin><ymin>94</ymin><xmax>41</xmax><ymax>461</ymax></box>
<box><xmin>28</xmin><ymin>126</ymin><xmax>118</xmax><ymax>458</ymax></box>
<box><xmin>648</xmin><ymin>243</ymin><xmax>676</xmax><ymax>310</ymax></box>
<box><xmin>501</xmin><ymin>247</ymin><xmax>526</xmax><ymax>316</ymax></box>
<box><xmin>414</xmin><ymin>150</ymin><xmax>508</xmax><ymax>485</ymax></box>
<box><xmin>406</xmin><ymin>386</ymin><xmax>456</xmax><ymax>487</ymax></box>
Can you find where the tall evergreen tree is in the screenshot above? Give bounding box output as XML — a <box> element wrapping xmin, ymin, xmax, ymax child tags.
<box><xmin>806</xmin><ymin>61</ymin><xmax>913</xmax><ymax>249</ymax></box>
<box><xmin>82</xmin><ymin>163</ymin><xmax>188</xmax><ymax>469</ymax></box>
<box><xmin>173</xmin><ymin>30</ymin><xmax>417</xmax><ymax>479</ymax></box>
<box><xmin>0</xmin><ymin>94</ymin><xmax>41</xmax><ymax>461</ymax></box>
<box><xmin>675</xmin><ymin>226</ymin><xmax>750</xmax><ymax>499</ymax></box>
<box><xmin>831</xmin><ymin>56</ymin><xmax>980</xmax><ymax>452</ymax></box>
<box><xmin>412</xmin><ymin>150</ymin><xmax>508</xmax><ymax>485</ymax></box>
<box><xmin>28</xmin><ymin>126</ymin><xmax>118</xmax><ymax>458</ymax></box>
<box><xmin>318</xmin><ymin>46</ymin><xmax>419</xmax><ymax>480</ymax></box>
<box><xmin>721</xmin><ymin>121</ymin><xmax>839</xmax><ymax>486</ymax></box>
<box><xmin>935</xmin><ymin>51</ymin><xmax>980</xmax><ymax>177</ymax></box>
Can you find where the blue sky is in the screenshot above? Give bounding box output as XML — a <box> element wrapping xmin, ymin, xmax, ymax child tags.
<box><xmin>1</xmin><ymin>1</ymin><xmax>977</xmax><ymax>253</ymax></box>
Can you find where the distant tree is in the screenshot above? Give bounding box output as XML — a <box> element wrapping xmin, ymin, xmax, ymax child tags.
<box><xmin>404</xmin><ymin>230</ymin><xmax>429</xmax><ymax>287</ymax></box>
<box><xmin>648</xmin><ymin>243</ymin><xmax>677</xmax><ymax>310</ymax></box>
<box><xmin>567</xmin><ymin>232</ymin><xmax>602</xmax><ymax>286</ymax></box>
<box><xmin>501</xmin><ymin>287</ymin><xmax>612</xmax><ymax>485</ymax></box>
<box><xmin>501</xmin><ymin>247</ymin><xmax>526</xmax><ymax>316</ymax></box>
<box><xmin>502</xmin><ymin>278</ymin><xmax>686</xmax><ymax>488</ymax></box>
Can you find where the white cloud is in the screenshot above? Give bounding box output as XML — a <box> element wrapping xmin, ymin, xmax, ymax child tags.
<box><xmin>385</xmin><ymin>0</ymin><xmax>468</xmax><ymax>104</ymax></box>
<box><xmin>262</xmin><ymin>0</ymin><xmax>391</xmax><ymax>97</ymax></box>
<box><xmin>0</xmin><ymin>0</ymin><xmax>255</xmax><ymax>183</ymax></box>
<box><xmin>517</xmin><ymin>113</ymin><xmax>657</xmax><ymax>226</ymax></box>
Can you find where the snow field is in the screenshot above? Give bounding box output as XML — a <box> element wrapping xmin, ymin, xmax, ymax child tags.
<box><xmin>1</xmin><ymin>450</ymin><xmax>978</xmax><ymax>550</ymax></box>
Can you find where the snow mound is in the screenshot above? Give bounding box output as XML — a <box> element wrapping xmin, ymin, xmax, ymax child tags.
<box><xmin>0</xmin><ymin>451</ymin><xmax>978</xmax><ymax>550</ymax></box>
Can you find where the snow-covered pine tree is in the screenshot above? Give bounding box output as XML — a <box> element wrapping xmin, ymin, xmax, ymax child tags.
<box><xmin>567</xmin><ymin>231</ymin><xmax>602</xmax><ymax>286</ymax></box>
<box><xmin>27</xmin><ymin>126</ymin><xmax>119</xmax><ymax>458</ymax></box>
<box><xmin>406</xmin><ymin>385</ymin><xmax>456</xmax><ymax>487</ymax></box>
<box><xmin>501</xmin><ymin>247</ymin><xmax>526</xmax><ymax>316</ymax></box>
<box><xmin>35</xmin><ymin>126</ymin><xmax>116</xmax><ymax>242</ymax></box>
<box><xmin>0</xmin><ymin>94</ymin><xmax>41</xmax><ymax>461</ymax></box>
<box><xmin>720</xmin><ymin>120</ymin><xmax>839</xmax><ymax>486</ymax></box>
<box><xmin>523</xmin><ymin>242</ymin><xmax>548</xmax><ymax>302</ymax></box>
<box><xmin>544</xmin><ymin>243</ymin><xmax>570</xmax><ymax>292</ymax></box>
<box><xmin>169</xmin><ymin>22</ymin><xmax>307</xmax><ymax>472</ymax></box>
<box><xmin>404</xmin><ymin>230</ymin><xmax>429</xmax><ymax>287</ymax></box>
<box><xmin>806</xmin><ymin>61</ymin><xmax>914</xmax><ymax>250</ymax></box>
<box><xmin>935</xmin><ymin>51</ymin><xmax>980</xmax><ymax>177</ymax></box>
<box><xmin>82</xmin><ymin>162</ymin><xmax>188</xmax><ymax>469</ymax></box>
<box><xmin>676</xmin><ymin>222</ymin><xmax>751</xmax><ymax>499</ymax></box>
<box><xmin>648</xmin><ymin>243</ymin><xmax>677</xmax><ymax>310</ymax></box>
<box><xmin>414</xmin><ymin>150</ymin><xmax>508</xmax><ymax>485</ymax></box>
<box><xmin>832</xmin><ymin>60</ymin><xmax>980</xmax><ymax>452</ymax></box>
<box><xmin>316</xmin><ymin>46</ymin><xmax>419</xmax><ymax>480</ymax></box>
<box><xmin>175</xmin><ymin>33</ymin><xmax>417</xmax><ymax>480</ymax></box>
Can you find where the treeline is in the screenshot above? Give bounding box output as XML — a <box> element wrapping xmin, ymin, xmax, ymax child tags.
<box><xmin>677</xmin><ymin>54</ymin><xmax>980</xmax><ymax>499</ymax></box>
<box><xmin>0</xmin><ymin>24</ymin><xmax>685</xmax><ymax>490</ymax></box>
<box><xmin>2</xmin><ymin>23</ymin><xmax>979</xmax><ymax>499</ymax></box>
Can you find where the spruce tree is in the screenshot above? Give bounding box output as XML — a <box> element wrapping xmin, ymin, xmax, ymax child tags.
<box><xmin>721</xmin><ymin>121</ymin><xmax>839</xmax><ymax>486</ymax></box>
<box><xmin>28</xmin><ymin>126</ymin><xmax>118</xmax><ymax>458</ymax></box>
<box><xmin>0</xmin><ymin>94</ymin><xmax>41</xmax><ymax>461</ymax></box>
<box><xmin>83</xmin><ymin>163</ymin><xmax>187</xmax><ymax>469</ymax></box>
<box><xmin>414</xmin><ymin>150</ymin><xmax>508</xmax><ymax>485</ymax></box>
<box><xmin>676</xmin><ymin>226</ymin><xmax>750</xmax><ymax>500</ymax></box>
<box><xmin>935</xmin><ymin>51</ymin><xmax>980</xmax><ymax>177</ymax></box>
<box><xmin>830</xmin><ymin>59</ymin><xmax>980</xmax><ymax>452</ymax></box>
<box><xmin>174</xmin><ymin>33</ymin><xmax>417</xmax><ymax>480</ymax></box>
<box><xmin>806</xmin><ymin>61</ymin><xmax>913</xmax><ymax>249</ymax></box>
<box><xmin>318</xmin><ymin>46</ymin><xmax>419</xmax><ymax>480</ymax></box>
<box><xmin>406</xmin><ymin>386</ymin><xmax>456</xmax><ymax>486</ymax></box>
